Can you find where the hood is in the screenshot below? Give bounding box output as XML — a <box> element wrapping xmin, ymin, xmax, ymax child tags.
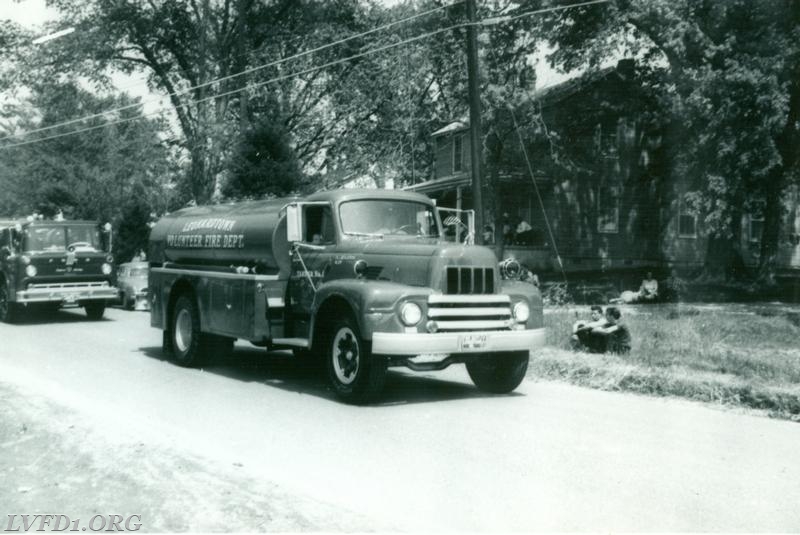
<box><xmin>328</xmin><ymin>240</ymin><xmax>498</xmax><ymax>292</ymax></box>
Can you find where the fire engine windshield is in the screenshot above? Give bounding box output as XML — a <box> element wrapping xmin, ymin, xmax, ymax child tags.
<box><xmin>24</xmin><ymin>225</ymin><xmax>102</xmax><ymax>252</ymax></box>
<box><xmin>339</xmin><ymin>200</ymin><xmax>440</xmax><ymax>239</ymax></box>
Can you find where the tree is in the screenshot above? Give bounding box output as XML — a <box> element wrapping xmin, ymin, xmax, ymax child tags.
<box><xmin>28</xmin><ymin>0</ymin><xmax>405</xmax><ymax>202</ymax></box>
<box><xmin>222</xmin><ymin>121</ymin><xmax>302</xmax><ymax>198</ymax></box>
<box><xmin>0</xmin><ymin>81</ymin><xmax>178</xmax><ymax>252</ymax></box>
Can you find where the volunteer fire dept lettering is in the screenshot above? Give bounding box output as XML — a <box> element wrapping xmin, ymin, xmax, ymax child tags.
<box><xmin>166</xmin><ymin>218</ymin><xmax>244</xmax><ymax>249</ymax></box>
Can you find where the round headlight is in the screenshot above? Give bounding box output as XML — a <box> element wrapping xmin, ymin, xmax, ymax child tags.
<box><xmin>512</xmin><ymin>301</ymin><xmax>530</xmax><ymax>323</ymax></box>
<box><xmin>400</xmin><ymin>302</ymin><xmax>423</xmax><ymax>326</ymax></box>
<box><xmin>25</xmin><ymin>264</ymin><xmax>37</xmax><ymax>277</ymax></box>
<box><xmin>102</xmin><ymin>263</ymin><xmax>112</xmax><ymax>275</ymax></box>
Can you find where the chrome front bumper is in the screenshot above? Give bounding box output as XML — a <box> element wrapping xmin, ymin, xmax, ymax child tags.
<box><xmin>372</xmin><ymin>327</ymin><xmax>546</xmax><ymax>356</ymax></box>
<box><xmin>17</xmin><ymin>282</ymin><xmax>118</xmax><ymax>304</ymax></box>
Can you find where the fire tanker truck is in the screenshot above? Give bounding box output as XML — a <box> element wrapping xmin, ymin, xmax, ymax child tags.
<box><xmin>0</xmin><ymin>217</ymin><xmax>118</xmax><ymax>322</ymax></box>
<box><xmin>148</xmin><ymin>189</ymin><xmax>546</xmax><ymax>403</ymax></box>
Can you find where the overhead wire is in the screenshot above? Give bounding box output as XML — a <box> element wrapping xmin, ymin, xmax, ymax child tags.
<box><xmin>0</xmin><ymin>1</ymin><xmax>461</xmax><ymax>144</ymax></box>
<box><xmin>0</xmin><ymin>20</ymin><xmax>473</xmax><ymax>150</ymax></box>
<box><xmin>1</xmin><ymin>0</ymin><xmax>612</xmax><ymax>152</ymax></box>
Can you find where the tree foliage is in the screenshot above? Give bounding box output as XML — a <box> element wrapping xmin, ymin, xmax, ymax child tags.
<box><xmin>537</xmin><ymin>0</ymin><xmax>800</xmax><ymax>278</ymax></box>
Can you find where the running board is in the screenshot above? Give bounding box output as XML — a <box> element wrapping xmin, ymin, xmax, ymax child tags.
<box><xmin>271</xmin><ymin>337</ymin><xmax>310</xmax><ymax>348</ymax></box>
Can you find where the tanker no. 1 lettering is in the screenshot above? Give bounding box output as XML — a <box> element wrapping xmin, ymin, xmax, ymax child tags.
<box><xmin>166</xmin><ymin>233</ymin><xmax>245</xmax><ymax>249</ymax></box>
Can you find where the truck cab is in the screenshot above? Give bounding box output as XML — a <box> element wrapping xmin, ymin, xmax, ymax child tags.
<box><xmin>0</xmin><ymin>218</ymin><xmax>118</xmax><ymax>322</ymax></box>
<box><xmin>149</xmin><ymin>189</ymin><xmax>546</xmax><ymax>403</ymax></box>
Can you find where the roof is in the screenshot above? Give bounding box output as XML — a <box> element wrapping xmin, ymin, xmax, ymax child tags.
<box><xmin>305</xmin><ymin>188</ymin><xmax>434</xmax><ymax>205</ymax></box>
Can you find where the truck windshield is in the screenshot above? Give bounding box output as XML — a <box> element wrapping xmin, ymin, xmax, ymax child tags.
<box><xmin>339</xmin><ymin>200</ymin><xmax>439</xmax><ymax>239</ymax></box>
<box><xmin>24</xmin><ymin>226</ymin><xmax>102</xmax><ymax>252</ymax></box>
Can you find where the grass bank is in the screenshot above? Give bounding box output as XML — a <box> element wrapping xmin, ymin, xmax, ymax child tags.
<box><xmin>530</xmin><ymin>303</ymin><xmax>800</xmax><ymax>421</ymax></box>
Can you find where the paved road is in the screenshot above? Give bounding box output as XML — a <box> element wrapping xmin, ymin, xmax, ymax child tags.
<box><xmin>2</xmin><ymin>306</ymin><xmax>800</xmax><ymax>531</ymax></box>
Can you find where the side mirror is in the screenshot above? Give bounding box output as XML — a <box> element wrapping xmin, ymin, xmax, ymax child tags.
<box><xmin>102</xmin><ymin>222</ymin><xmax>113</xmax><ymax>252</ymax></box>
<box><xmin>285</xmin><ymin>204</ymin><xmax>302</xmax><ymax>243</ymax></box>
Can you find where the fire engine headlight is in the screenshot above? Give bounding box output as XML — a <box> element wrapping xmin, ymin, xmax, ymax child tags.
<box><xmin>25</xmin><ymin>264</ymin><xmax>37</xmax><ymax>277</ymax></box>
<box><xmin>512</xmin><ymin>300</ymin><xmax>530</xmax><ymax>323</ymax></box>
<box><xmin>101</xmin><ymin>263</ymin><xmax>113</xmax><ymax>275</ymax></box>
<box><xmin>399</xmin><ymin>302</ymin><xmax>423</xmax><ymax>326</ymax></box>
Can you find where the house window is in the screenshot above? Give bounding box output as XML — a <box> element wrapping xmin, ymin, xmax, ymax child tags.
<box><xmin>597</xmin><ymin>184</ymin><xmax>619</xmax><ymax>234</ymax></box>
<box><xmin>678</xmin><ymin>203</ymin><xmax>697</xmax><ymax>238</ymax></box>
<box><xmin>453</xmin><ymin>134</ymin><xmax>463</xmax><ymax>174</ymax></box>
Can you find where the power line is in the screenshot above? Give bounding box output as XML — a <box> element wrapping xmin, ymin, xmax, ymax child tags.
<box><xmin>0</xmin><ymin>21</ymin><xmax>473</xmax><ymax>151</ymax></box>
<box><xmin>0</xmin><ymin>2</ymin><xmax>461</xmax><ymax>144</ymax></box>
<box><xmin>1</xmin><ymin>0</ymin><xmax>612</xmax><ymax>152</ymax></box>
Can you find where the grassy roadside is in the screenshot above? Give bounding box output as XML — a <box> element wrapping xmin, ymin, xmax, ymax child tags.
<box><xmin>529</xmin><ymin>303</ymin><xmax>800</xmax><ymax>421</ymax></box>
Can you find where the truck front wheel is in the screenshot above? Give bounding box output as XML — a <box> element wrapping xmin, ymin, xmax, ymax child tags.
<box><xmin>84</xmin><ymin>302</ymin><xmax>106</xmax><ymax>320</ymax></box>
<box><xmin>0</xmin><ymin>283</ymin><xmax>19</xmax><ymax>323</ymax></box>
<box><xmin>466</xmin><ymin>351</ymin><xmax>529</xmax><ymax>394</ymax></box>
<box><xmin>325</xmin><ymin>315</ymin><xmax>386</xmax><ymax>404</ymax></box>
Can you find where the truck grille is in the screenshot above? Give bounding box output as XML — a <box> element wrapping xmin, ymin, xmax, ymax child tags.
<box><xmin>427</xmin><ymin>294</ymin><xmax>512</xmax><ymax>332</ymax></box>
<box><xmin>28</xmin><ymin>282</ymin><xmax>111</xmax><ymax>290</ymax></box>
<box><xmin>445</xmin><ymin>267</ymin><xmax>494</xmax><ymax>295</ymax></box>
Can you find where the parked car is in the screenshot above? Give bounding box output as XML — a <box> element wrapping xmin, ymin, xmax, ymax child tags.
<box><xmin>117</xmin><ymin>261</ymin><xmax>149</xmax><ymax>310</ymax></box>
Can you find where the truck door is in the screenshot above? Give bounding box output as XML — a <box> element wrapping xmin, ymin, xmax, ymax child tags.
<box><xmin>287</xmin><ymin>204</ymin><xmax>335</xmax><ymax>337</ymax></box>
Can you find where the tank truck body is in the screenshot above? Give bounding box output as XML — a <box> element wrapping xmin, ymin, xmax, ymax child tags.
<box><xmin>148</xmin><ymin>189</ymin><xmax>546</xmax><ymax>403</ymax></box>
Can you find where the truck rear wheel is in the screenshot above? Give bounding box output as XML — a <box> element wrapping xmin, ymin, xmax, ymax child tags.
<box><xmin>466</xmin><ymin>351</ymin><xmax>529</xmax><ymax>394</ymax></box>
<box><xmin>0</xmin><ymin>283</ymin><xmax>19</xmax><ymax>323</ymax></box>
<box><xmin>84</xmin><ymin>302</ymin><xmax>106</xmax><ymax>320</ymax></box>
<box><xmin>171</xmin><ymin>295</ymin><xmax>205</xmax><ymax>367</ymax></box>
<box><xmin>325</xmin><ymin>315</ymin><xmax>386</xmax><ymax>404</ymax></box>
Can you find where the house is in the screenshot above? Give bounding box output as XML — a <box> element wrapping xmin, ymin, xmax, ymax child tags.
<box><xmin>408</xmin><ymin>60</ymin><xmax>800</xmax><ymax>280</ymax></box>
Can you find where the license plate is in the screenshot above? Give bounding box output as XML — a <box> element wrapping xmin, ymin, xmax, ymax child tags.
<box><xmin>459</xmin><ymin>334</ymin><xmax>488</xmax><ymax>351</ymax></box>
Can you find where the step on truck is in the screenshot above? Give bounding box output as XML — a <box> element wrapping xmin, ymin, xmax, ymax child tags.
<box><xmin>0</xmin><ymin>218</ymin><xmax>118</xmax><ymax>322</ymax></box>
<box><xmin>148</xmin><ymin>189</ymin><xmax>546</xmax><ymax>403</ymax></box>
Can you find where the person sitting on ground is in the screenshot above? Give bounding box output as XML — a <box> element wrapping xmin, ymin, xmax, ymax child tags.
<box><xmin>590</xmin><ymin>306</ymin><xmax>631</xmax><ymax>354</ymax></box>
<box><xmin>571</xmin><ymin>305</ymin><xmax>608</xmax><ymax>353</ymax></box>
<box><xmin>638</xmin><ymin>271</ymin><xmax>659</xmax><ymax>302</ymax></box>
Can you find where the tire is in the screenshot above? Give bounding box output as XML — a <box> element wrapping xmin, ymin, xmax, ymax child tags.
<box><xmin>170</xmin><ymin>294</ymin><xmax>205</xmax><ymax>367</ymax></box>
<box><xmin>84</xmin><ymin>302</ymin><xmax>106</xmax><ymax>320</ymax></box>
<box><xmin>0</xmin><ymin>283</ymin><xmax>19</xmax><ymax>323</ymax></box>
<box><xmin>124</xmin><ymin>293</ymin><xmax>134</xmax><ymax>311</ymax></box>
<box><xmin>324</xmin><ymin>315</ymin><xmax>386</xmax><ymax>404</ymax></box>
<box><xmin>466</xmin><ymin>351</ymin><xmax>529</xmax><ymax>394</ymax></box>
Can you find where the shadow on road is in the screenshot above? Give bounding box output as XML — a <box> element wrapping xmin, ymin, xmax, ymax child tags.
<box><xmin>4</xmin><ymin>306</ymin><xmax>113</xmax><ymax>325</ymax></box>
<box><xmin>137</xmin><ymin>344</ymin><xmax>512</xmax><ymax>406</ymax></box>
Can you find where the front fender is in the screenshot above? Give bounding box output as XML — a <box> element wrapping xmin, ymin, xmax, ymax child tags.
<box><xmin>310</xmin><ymin>280</ymin><xmax>434</xmax><ymax>344</ymax></box>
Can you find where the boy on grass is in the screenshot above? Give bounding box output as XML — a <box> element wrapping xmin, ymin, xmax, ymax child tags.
<box><xmin>571</xmin><ymin>305</ymin><xmax>608</xmax><ymax>353</ymax></box>
<box><xmin>591</xmin><ymin>306</ymin><xmax>631</xmax><ymax>354</ymax></box>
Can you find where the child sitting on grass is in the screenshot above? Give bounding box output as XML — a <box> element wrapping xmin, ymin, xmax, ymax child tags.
<box><xmin>590</xmin><ymin>306</ymin><xmax>631</xmax><ymax>354</ymax></box>
<box><xmin>571</xmin><ymin>305</ymin><xmax>608</xmax><ymax>353</ymax></box>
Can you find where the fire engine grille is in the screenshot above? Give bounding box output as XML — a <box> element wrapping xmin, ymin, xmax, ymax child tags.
<box><xmin>28</xmin><ymin>282</ymin><xmax>110</xmax><ymax>289</ymax></box>
<box><xmin>427</xmin><ymin>294</ymin><xmax>512</xmax><ymax>332</ymax></box>
<box><xmin>445</xmin><ymin>267</ymin><xmax>495</xmax><ymax>295</ymax></box>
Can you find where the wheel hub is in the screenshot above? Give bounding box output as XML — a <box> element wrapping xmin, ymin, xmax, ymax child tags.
<box><xmin>175</xmin><ymin>309</ymin><xmax>192</xmax><ymax>353</ymax></box>
<box><xmin>333</xmin><ymin>327</ymin><xmax>359</xmax><ymax>385</ymax></box>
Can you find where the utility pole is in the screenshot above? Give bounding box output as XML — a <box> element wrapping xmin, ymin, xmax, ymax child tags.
<box><xmin>465</xmin><ymin>0</ymin><xmax>484</xmax><ymax>244</ymax></box>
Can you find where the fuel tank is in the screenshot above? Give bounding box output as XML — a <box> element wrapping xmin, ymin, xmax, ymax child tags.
<box><xmin>148</xmin><ymin>198</ymin><xmax>295</xmax><ymax>276</ymax></box>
